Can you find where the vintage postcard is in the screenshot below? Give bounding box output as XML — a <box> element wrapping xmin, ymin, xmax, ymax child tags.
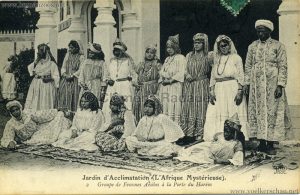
<box><xmin>0</xmin><ymin>0</ymin><xmax>299</xmax><ymax>194</ymax></box>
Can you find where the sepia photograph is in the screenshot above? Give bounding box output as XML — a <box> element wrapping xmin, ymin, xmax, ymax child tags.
<box><xmin>0</xmin><ymin>0</ymin><xmax>299</xmax><ymax>194</ymax></box>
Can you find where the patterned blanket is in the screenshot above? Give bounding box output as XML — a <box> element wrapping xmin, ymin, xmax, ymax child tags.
<box><xmin>5</xmin><ymin>144</ymin><xmax>284</xmax><ymax>174</ymax></box>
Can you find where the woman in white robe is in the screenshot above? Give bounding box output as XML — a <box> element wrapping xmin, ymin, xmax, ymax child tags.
<box><xmin>157</xmin><ymin>34</ymin><xmax>186</xmax><ymax>124</ymax></box>
<box><xmin>1</xmin><ymin>100</ymin><xmax>71</xmax><ymax>149</ymax></box>
<box><xmin>204</xmin><ymin>35</ymin><xmax>248</xmax><ymax>141</ymax></box>
<box><xmin>52</xmin><ymin>92</ymin><xmax>105</xmax><ymax>151</ymax></box>
<box><xmin>25</xmin><ymin>44</ymin><xmax>60</xmax><ymax>111</ymax></box>
<box><xmin>126</xmin><ymin>95</ymin><xmax>184</xmax><ymax>157</ymax></box>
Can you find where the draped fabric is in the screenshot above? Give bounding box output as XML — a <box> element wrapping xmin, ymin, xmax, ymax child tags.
<box><xmin>245</xmin><ymin>38</ymin><xmax>292</xmax><ymax>141</ymax></box>
<box><xmin>78</xmin><ymin>59</ymin><xmax>107</xmax><ymax>108</ymax></box>
<box><xmin>204</xmin><ymin>54</ymin><xmax>249</xmax><ymax>141</ymax></box>
<box><xmin>52</xmin><ymin>109</ymin><xmax>105</xmax><ymax>151</ymax></box>
<box><xmin>180</xmin><ymin>52</ymin><xmax>210</xmax><ymax>138</ymax></box>
<box><xmin>25</xmin><ymin>58</ymin><xmax>60</xmax><ymax>111</ymax></box>
<box><xmin>133</xmin><ymin>59</ymin><xmax>161</xmax><ymax>123</ymax></box>
<box><xmin>158</xmin><ymin>54</ymin><xmax>186</xmax><ymax>124</ymax></box>
<box><xmin>95</xmin><ymin>109</ymin><xmax>136</xmax><ymax>152</ymax></box>
<box><xmin>57</xmin><ymin>53</ymin><xmax>84</xmax><ymax>112</ymax></box>
<box><xmin>176</xmin><ymin>132</ymin><xmax>243</xmax><ymax>166</ymax></box>
<box><xmin>126</xmin><ymin>114</ymin><xmax>184</xmax><ymax>157</ymax></box>
<box><xmin>1</xmin><ymin>109</ymin><xmax>70</xmax><ymax>147</ymax></box>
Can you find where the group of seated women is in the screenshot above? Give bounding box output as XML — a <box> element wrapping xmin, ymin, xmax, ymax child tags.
<box><xmin>0</xmin><ymin>92</ymin><xmax>245</xmax><ymax>166</ymax></box>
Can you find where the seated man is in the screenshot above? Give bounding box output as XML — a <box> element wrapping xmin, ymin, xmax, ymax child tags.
<box><xmin>1</xmin><ymin>100</ymin><xmax>71</xmax><ymax>149</ymax></box>
<box><xmin>126</xmin><ymin>95</ymin><xmax>184</xmax><ymax>157</ymax></box>
<box><xmin>176</xmin><ymin>113</ymin><xmax>245</xmax><ymax>166</ymax></box>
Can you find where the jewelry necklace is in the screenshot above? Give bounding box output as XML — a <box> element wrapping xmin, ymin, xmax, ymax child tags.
<box><xmin>217</xmin><ymin>55</ymin><xmax>230</xmax><ymax>75</ymax></box>
<box><xmin>146</xmin><ymin>116</ymin><xmax>155</xmax><ymax>140</ymax></box>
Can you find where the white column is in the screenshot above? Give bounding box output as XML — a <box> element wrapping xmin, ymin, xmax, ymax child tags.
<box><xmin>93</xmin><ymin>0</ymin><xmax>117</xmax><ymax>62</ymax></box>
<box><xmin>68</xmin><ymin>15</ymin><xmax>86</xmax><ymax>44</ymax></box>
<box><xmin>35</xmin><ymin>0</ymin><xmax>58</xmax><ymax>60</ymax></box>
<box><xmin>121</xmin><ymin>11</ymin><xmax>141</xmax><ymax>64</ymax></box>
<box><xmin>278</xmin><ymin>0</ymin><xmax>300</xmax><ymax>105</ymax></box>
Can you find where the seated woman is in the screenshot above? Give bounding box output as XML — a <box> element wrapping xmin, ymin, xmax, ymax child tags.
<box><xmin>1</xmin><ymin>100</ymin><xmax>71</xmax><ymax>149</ymax></box>
<box><xmin>95</xmin><ymin>93</ymin><xmax>136</xmax><ymax>152</ymax></box>
<box><xmin>176</xmin><ymin>113</ymin><xmax>245</xmax><ymax>166</ymax></box>
<box><xmin>126</xmin><ymin>95</ymin><xmax>184</xmax><ymax>157</ymax></box>
<box><xmin>52</xmin><ymin>92</ymin><xmax>105</xmax><ymax>151</ymax></box>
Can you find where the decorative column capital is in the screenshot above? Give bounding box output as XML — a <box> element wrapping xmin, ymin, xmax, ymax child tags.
<box><xmin>94</xmin><ymin>0</ymin><xmax>116</xmax><ymax>26</ymax></box>
<box><xmin>69</xmin><ymin>15</ymin><xmax>86</xmax><ymax>33</ymax></box>
<box><xmin>278</xmin><ymin>0</ymin><xmax>300</xmax><ymax>15</ymax></box>
<box><xmin>36</xmin><ymin>1</ymin><xmax>57</xmax><ymax>29</ymax></box>
<box><xmin>121</xmin><ymin>11</ymin><xmax>141</xmax><ymax>30</ymax></box>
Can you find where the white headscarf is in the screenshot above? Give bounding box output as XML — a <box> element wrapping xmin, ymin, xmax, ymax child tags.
<box><xmin>255</xmin><ymin>19</ymin><xmax>274</xmax><ymax>32</ymax></box>
<box><xmin>213</xmin><ymin>35</ymin><xmax>237</xmax><ymax>66</ymax></box>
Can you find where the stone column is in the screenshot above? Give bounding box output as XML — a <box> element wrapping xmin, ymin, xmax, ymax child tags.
<box><xmin>278</xmin><ymin>0</ymin><xmax>300</xmax><ymax>106</ymax></box>
<box><xmin>121</xmin><ymin>10</ymin><xmax>141</xmax><ymax>64</ymax></box>
<box><xmin>68</xmin><ymin>15</ymin><xmax>86</xmax><ymax>55</ymax></box>
<box><xmin>93</xmin><ymin>0</ymin><xmax>117</xmax><ymax>62</ymax></box>
<box><xmin>35</xmin><ymin>0</ymin><xmax>58</xmax><ymax>60</ymax></box>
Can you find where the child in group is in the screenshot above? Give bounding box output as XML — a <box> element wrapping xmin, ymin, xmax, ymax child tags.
<box><xmin>176</xmin><ymin>113</ymin><xmax>245</xmax><ymax>166</ymax></box>
<box><xmin>95</xmin><ymin>93</ymin><xmax>136</xmax><ymax>152</ymax></box>
<box><xmin>52</xmin><ymin>92</ymin><xmax>105</xmax><ymax>151</ymax></box>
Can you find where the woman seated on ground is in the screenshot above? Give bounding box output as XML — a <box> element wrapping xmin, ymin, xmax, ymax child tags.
<box><xmin>126</xmin><ymin>95</ymin><xmax>184</xmax><ymax>157</ymax></box>
<box><xmin>52</xmin><ymin>92</ymin><xmax>105</xmax><ymax>151</ymax></box>
<box><xmin>95</xmin><ymin>93</ymin><xmax>136</xmax><ymax>152</ymax></box>
<box><xmin>176</xmin><ymin>113</ymin><xmax>245</xmax><ymax>166</ymax></box>
<box><xmin>1</xmin><ymin>100</ymin><xmax>71</xmax><ymax>149</ymax></box>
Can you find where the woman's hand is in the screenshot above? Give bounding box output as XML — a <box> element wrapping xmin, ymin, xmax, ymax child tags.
<box><xmin>243</xmin><ymin>85</ymin><xmax>250</xmax><ymax>97</ymax></box>
<box><xmin>234</xmin><ymin>90</ymin><xmax>243</xmax><ymax>106</ymax></box>
<box><xmin>71</xmin><ymin>130</ymin><xmax>78</xmax><ymax>138</ymax></box>
<box><xmin>185</xmin><ymin>74</ymin><xmax>194</xmax><ymax>82</ymax></box>
<box><xmin>274</xmin><ymin>85</ymin><xmax>283</xmax><ymax>99</ymax></box>
<box><xmin>209</xmin><ymin>90</ymin><xmax>216</xmax><ymax>105</ymax></box>
<box><xmin>8</xmin><ymin>141</ymin><xmax>17</xmax><ymax>150</ymax></box>
<box><xmin>107</xmin><ymin>79</ymin><xmax>115</xmax><ymax>86</ymax></box>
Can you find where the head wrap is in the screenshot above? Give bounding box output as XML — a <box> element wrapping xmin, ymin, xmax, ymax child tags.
<box><xmin>6</xmin><ymin>100</ymin><xmax>23</xmax><ymax>110</ymax></box>
<box><xmin>228</xmin><ymin>113</ymin><xmax>241</xmax><ymax>126</ymax></box>
<box><xmin>89</xmin><ymin>42</ymin><xmax>102</xmax><ymax>53</ymax></box>
<box><xmin>110</xmin><ymin>93</ymin><xmax>126</xmax><ymax>107</ymax></box>
<box><xmin>192</xmin><ymin>33</ymin><xmax>209</xmax><ymax>55</ymax></box>
<box><xmin>255</xmin><ymin>19</ymin><xmax>274</xmax><ymax>32</ymax></box>
<box><xmin>144</xmin><ymin>95</ymin><xmax>163</xmax><ymax>116</ymax></box>
<box><xmin>213</xmin><ymin>35</ymin><xmax>237</xmax><ymax>65</ymax></box>
<box><xmin>166</xmin><ymin>34</ymin><xmax>181</xmax><ymax>54</ymax></box>
<box><xmin>37</xmin><ymin>43</ymin><xmax>56</xmax><ymax>64</ymax></box>
<box><xmin>145</xmin><ymin>44</ymin><xmax>157</xmax><ymax>54</ymax></box>
<box><xmin>113</xmin><ymin>38</ymin><xmax>127</xmax><ymax>52</ymax></box>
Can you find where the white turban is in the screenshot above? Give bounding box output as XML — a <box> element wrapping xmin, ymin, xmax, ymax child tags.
<box><xmin>6</xmin><ymin>100</ymin><xmax>23</xmax><ymax>110</ymax></box>
<box><xmin>255</xmin><ymin>19</ymin><xmax>274</xmax><ymax>32</ymax></box>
